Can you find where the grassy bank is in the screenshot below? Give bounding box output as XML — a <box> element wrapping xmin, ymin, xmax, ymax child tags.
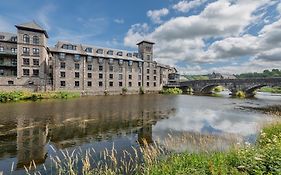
<box><xmin>160</xmin><ymin>87</ymin><xmax>183</xmax><ymax>94</ymax></box>
<box><xmin>0</xmin><ymin>91</ymin><xmax>80</xmax><ymax>103</ymax></box>
<box><xmin>259</xmin><ymin>87</ymin><xmax>281</xmax><ymax>94</ymax></box>
<box><xmin>145</xmin><ymin>122</ymin><xmax>281</xmax><ymax>175</ymax></box>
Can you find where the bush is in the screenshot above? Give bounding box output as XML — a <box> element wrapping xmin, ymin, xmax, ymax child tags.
<box><xmin>160</xmin><ymin>88</ymin><xmax>182</xmax><ymax>95</ymax></box>
<box><xmin>139</xmin><ymin>86</ymin><xmax>145</xmax><ymax>95</ymax></box>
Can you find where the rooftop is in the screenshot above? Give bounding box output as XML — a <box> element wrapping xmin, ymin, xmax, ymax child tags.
<box><xmin>15</xmin><ymin>21</ymin><xmax>49</xmax><ymax>38</ymax></box>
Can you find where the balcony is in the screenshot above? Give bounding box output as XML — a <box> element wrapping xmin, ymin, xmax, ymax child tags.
<box><xmin>0</xmin><ymin>51</ymin><xmax>17</xmax><ymax>57</ymax></box>
<box><xmin>0</xmin><ymin>62</ymin><xmax>17</xmax><ymax>67</ymax></box>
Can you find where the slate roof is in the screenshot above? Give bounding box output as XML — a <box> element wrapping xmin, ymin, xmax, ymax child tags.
<box><xmin>15</xmin><ymin>21</ymin><xmax>49</xmax><ymax>38</ymax></box>
<box><xmin>0</xmin><ymin>32</ymin><xmax>17</xmax><ymax>42</ymax></box>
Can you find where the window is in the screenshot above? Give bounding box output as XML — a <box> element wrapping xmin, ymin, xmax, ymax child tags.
<box><xmin>75</xmin><ymin>63</ymin><xmax>80</xmax><ymax>70</ymax></box>
<box><xmin>85</xmin><ymin>48</ymin><xmax>92</xmax><ymax>53</ymax></box>
<box><xmin>154</xmin><ymin>82</ymin><xmax>157</xmax><ymax>87</ymax></box>
<box><xmin>60</xmin><ymin>81</ymin><xmax>66</xmax><ymax>87</ymax></box>
<box><xmin>75</xmin><ymin>81</ymin><xmax>79</xmax><ymax>87</ymax></box>
<box><xmin>118</xmin><ymin>74</ymin><xmax>123</xmax><ymax>80</ymax></box>
<box><xmin>88</xmin><ymin>73</ymin><xmax>92</xmax><ymax>78</ymax></box>
<box><xmin>99</xmin><ymin>73</ymin><xmax>103</xmax><ymax>79</ymax></box>
<box><xmin>128</xmin><ymin>61</ymin><xmax>133</xmax><ymax>66</ymax></box>
<box><xmin>33</xmin><ymin>36</ymin><xmax>39</xmax><ymax>44</ymax></box>
<box><xmin>147</xmin><ymin>55</ymin><xmax>151</xmax><ymax>60</ymax></box>
<box><xmin>139</xmin><ymin>68</ymin><xmax>142</xmax><ymax>73</ymax></box>
<box><xmin>60</xmin><ymin>72</ymin><xmax>65</xmax><ymax>78</ymax></box>
<box><xmin>138</xmin><ymin>62</ymin><xmax>142</xmax><ymax>67</ymax></box>
<box><xmin>0</xmin><ymin>69</ymin><xmax>3</xmax><ymax>75</ymax></box>
<box><xmin>117</xmin><ymin>51</ymin><xmax>123</xmax><ymax>56</ymax></box>
<box><xmin>129</xmin><ymin>75</ymin><xmax>132</xmax><ymax>80</ymax></box>
<box><xmin>33</xmin><ymin>69</ymin><xmax>39</xmax><ymax>76</ymax></box>
<box><xmin>109</xmin><ymin>58</ymin><xmax>114</xmax><ymax>64</ymax></box>
<box><xmin>99</xmin><ymin>82</ymin><xmax>103</xmax><ymax>87</ymax></box>
<box><xmin>88</xmin><ymin>64</ymin><xmax>92</xmax><ymax>71</ymax></box>
<box><xmin>23</xmin><ymin>69</ymin><xmax>29</xmax><ymax>76</ymax></box>
<box><xmin>11</xmin><ymin>48</ymin><xmax>17</xmax><ymax>53</ymax></box>
<box><xmin>97</xmin><ymin>49</ymin><xmax>104</xmax><ymax>54</ymax></box>
<box><xmin>133</xmin><ymin>53</ymin><xmax>139</xmax><ymax>58</ymax></box>
<box><xmin>107</xmin><ymin>50</ymin><xmax>113</xmax><ymax>55</ymax></box>
<box><xmin>138</xmin><ymin>75</ymin><xmax>142</xmax><ymax>80</ymax></box>
<box><xmin>60</xmin><ymin>62</ymin><xmax>66</xmax><ymax>69</ymax></box>
<box><xmin>127</xmin><ymin>53</ymin><xmax>132</xmax><ymax>57</ymax></box>
<box><xmin>0</xmin><ymin>46</ymin><xmax>3</xmax><ymax>52</ymax></box>
<box><xmin>147</xmin><ymin>82</ymin><xmax>150</xmax><ymax>87</ymax></box>
<box><xmin>109</xmin><ymin>65</ymin><xmax>114</xmax><ymax>72</ymax></box>
<box><xmin>23</xmin><ymin>34</ymin><xmax>30</xmax><ymax>44</ymax></box>
<box><xmin>129</xmin><ymin>67</ymin><xmax>132</xmax><ymax>73</ymax></box>
<box><xmin>138</xmin><ymin>82</ymin><xmax>141</xmax><ymax>87</ymax></box>
<box><xmin>109</xmin><ymin>82</ymin><xmax>113</xmax><ymax>87</ymax></box>
<box><xmin>87</xmin><ymin>56</ymin><xmax>93</xmax><ymax>62</ymax></box>
<box><xmin>154</xmin><ymin>76</ymin><xmax>157</xmax><ymax>80</ymax></box>
<box><xmin>23</xmin><ymin>47</ymin><xmax>30</xmax><ymax>54</ymax></box>
<box><xmin>99</xmin><ymin>65</ymin><xmax>103</xmax><ymax>71</ymax></box>
<box><xmin>62</xmin><ymin>44</ymin><xmax>77</xmax><ymax>50</ymax></box>
<box><xmin>119</xmin><ymin>67</ymin><xmax>123</xmax><ymax>73</ymax></box>
<box><xmin>11</xmin><ymin>37</ymin><xmax>17</xmax><ymax>42</ymax></box>
<box><xmin>119</xmin><ymin>59</ymin><xmax>123</xmax><ymax>65</ymax></box>
<box><xmin>88</xmin><ymin>81</ymin><xmax>92</xmax><ymax>87</ymax></box>
<box><xmin>118</xmin><ymin>82</ymin><xmax>122</xmax><ymax>87</ymax></box>
<box><xmin>8</xmin><ymin>81</ymin><xmax>14</xmax><ymax>85</ymax></box>
<box><xmin>59</xmin><ymin>53</ymin><xmax>66</xmax><ymax>60</ymax></box>
<box><xmin>129</xmin><ymin>82</ymin><xmax>132</xmax><ymax>87</ymax></box>
<box><xmin>147</xmin><ymin>69</ymin><xmax>150</xmax><ymax>74</ymax></box>
<box><xmin>11</xmin><ymin>58</ymin><xmax>17</xmax><ymax>66</ymax></box>
<box><xmin>147</xmin><ymin>76</ymin><xmax>150</xmax><ymax>80</ymax></box>
<box><xmin>0</xmin><ymin>35</ymin><xmax>4</xmax><ymax>40</ymax></box>
<box><xmin>109</xmin><ymin>74</ymin><xmax>113</xmax><ymax>79</ymax></box>
<box><xmin>33</xmin><ymin>59</ymin><xmax>39</xmax><ymax>66</ymax></box>
<box><xmin>74</xmin><ymin>54</ymin><xmax>80</xmax><ymax>62</ymax></box>
<box><xmin>98</xmin><ymin>58</ymin><xmax>103</xmax><ymax>64</ymax></box>
<box><xmin>75</xmin><ymin>72</ymin><xmax>80</xmax><ymax>78</ymax></box>
<box><xmin>154</xmin><ymin>70</ymin><xmax>157</xmax><ymax>74</ymax></box>
<box><xmin>23</xmin><ymin>58</ymin><xmax>30</xmax><ymax>65</ymax></box>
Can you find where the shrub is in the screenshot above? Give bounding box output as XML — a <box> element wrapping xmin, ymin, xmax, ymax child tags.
<box><xmin>160</xmin><ymin>88</ymin><xmax>182</xmax><ymax>95</ymax></box>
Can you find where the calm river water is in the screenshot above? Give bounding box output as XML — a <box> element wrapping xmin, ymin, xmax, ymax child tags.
<box><xmin>0</xmin><ymin>92</ymin><xmax>280</xmax><ymax>174</ymax></box>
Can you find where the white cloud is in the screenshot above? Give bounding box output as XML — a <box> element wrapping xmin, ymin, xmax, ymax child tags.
<box><xmin>124</xmin><ymin>23</ymin><xmax>150</xmax><ymax>48</ymax></box>
<box><xmin>114</xmin><ymin>19</ymin><xmax>124</xmax><ymax>24</ymax></box>
<box><xmin>124</xmin><ymin>0</ymin><xmax>278</xmax><ymax>74</ymax></box>
<box><xmin>173</xmin><ymin>0</ymin><xmax>208</xmax><ymax>13</ymax></box>
<box><xmin>147</xmin><ymin>8</ymin><xmax>169</xmax><ymax>24</ymax></box>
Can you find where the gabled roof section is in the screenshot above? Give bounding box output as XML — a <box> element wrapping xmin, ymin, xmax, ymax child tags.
<box><xmin>15</xmin><ymin>21</ymin><xmax>49</xmax><ymax>38</ymax></box>
<box><xmin>136</xmin><ymin>40</ymin><xmax>155</xmax><ymax>45</ymax></box>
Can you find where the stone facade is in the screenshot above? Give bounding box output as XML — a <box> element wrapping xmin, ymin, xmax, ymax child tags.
<box><xmin>0</xmin><ymin>21</ymin><xmax>177</xmax><ymax>94</ymax></box>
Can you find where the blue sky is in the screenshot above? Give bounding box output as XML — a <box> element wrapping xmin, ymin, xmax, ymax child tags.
<box><xmin>1</xmin><ymin>0</ymin><xmax>281</xmax><ymax>74</ymax></box>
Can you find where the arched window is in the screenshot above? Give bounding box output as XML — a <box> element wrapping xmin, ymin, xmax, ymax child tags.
<box><xmin>23</xmin><ymin>34</ymin><xmax>30</xmax><ymax>44</ymax></box>
<box><xmin>33</xmin><ymin>36</ymin><xmax>39</xmax><ymax>44</ymax></box>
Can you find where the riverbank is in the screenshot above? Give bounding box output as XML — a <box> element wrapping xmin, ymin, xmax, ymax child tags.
<box><xmin>0</xmin><ymin>91</ymin><xmax>80</xmax><ymax>102</ymax></box>
<box><xmin>259</xmin><ymin>87</ymin><xmax>281</xmax><ymax>94</ymax></box>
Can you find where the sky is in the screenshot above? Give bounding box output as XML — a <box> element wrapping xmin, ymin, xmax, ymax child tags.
<box><xmin>0</xmin><ymin>0</ymin><xmax>281</xmax><ymax>75</ymax></box>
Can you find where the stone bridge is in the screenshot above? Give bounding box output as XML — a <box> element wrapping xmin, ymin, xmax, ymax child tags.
<box><xmin>165</xmin><ymin>77</ymin><xmax>281</xmax><ymax>97</ymax></box>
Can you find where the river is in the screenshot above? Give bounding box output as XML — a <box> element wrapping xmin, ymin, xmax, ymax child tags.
<box><xmin>0</xmin><ymin>92</ymin><xmax>280</xmax><ymax>174</ymax></box>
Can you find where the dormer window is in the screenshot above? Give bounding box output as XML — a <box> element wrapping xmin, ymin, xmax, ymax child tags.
<box><xmin>0</xmin><ymin>35</ymin><xmax>5</xmax><ymax>40</ymax></box>
<box><xmin>109</xmin><ymin>58</ymin><xmax>114</xmax><ymax>64</ymax></box>
<box><xmin>73</xmin><ymin>54</ymin><xmax>81</xmax><ymax>62</ymax></box>
<box><xmin>23</xmin><ymin>34</ymin><xmax>30</xmax><ymax>44</ymax></box>
<box><xmin>107</xmin><ymin>50</ymin><xmax>113</xmax><ymax>55</ymax></box>
<box><xmin>133</xmin><ymin>53</ymin><xmax>139</xmax><ymax>58</ymax></box>
<box><xmin>117</xmin><ymin>51</ymin><xmax>123</xmax><ymax>56</ymax></box>
<box><xmin>97</xmin><ymin>49</ymin><xmax>103</xmax><ymax>54</ymax></box>
<box><xmin>127</xmin><ymin>53</ymin><xmax>132</xmax><ymax>57</ymax></box>
<box><xmin>128</xmin><ymin>60</ymin><xmax>133</xmax><ymax>66</ymax></box>
<box><xmin>98</xmin><ymin>58</ymin><xmax>103</xmax><ymax>64</ymax></box>
<box><xmin>33</xmin><ymin>36</ymin><xmax>39</xmax><ymax>44</ymax></box>
<box><xmin>62</xmin><ymin>44</ymin><xmax>77</xmax><ymax>50</ymax></box>
<box><xmin>85</xmin><ymin>47</ymin><xmax>92</xmax><ymax>53</ymax></box>
<box><xmin>11</xmin><ymin>37</ymin><xmax>17</xmax><ymax>42</ymax></box>
<box><xmin>59</xmin><ymin>53</ymin><xmax>66</xmax><ymax>60</ymax></box>
<box><xmin>86</xmin><ymin>56</ymin><xmax>93</xmax><ymax>62</ymax></box>
<box><xmin>119</xmin><ymin>59</ymin><xmax>123</xmax><ymax>65</ymax></box>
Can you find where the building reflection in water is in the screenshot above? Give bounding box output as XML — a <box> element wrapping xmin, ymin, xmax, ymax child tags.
<box><xmin>0</xmin><ymin>96</ymin><xmax>177</xmax><ymax>172</ymax></box>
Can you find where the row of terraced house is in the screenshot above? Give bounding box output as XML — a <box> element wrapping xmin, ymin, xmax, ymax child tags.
<box><xmin>0</xmin><ymin>21</ymin><xmax>178</xmax><ymax>95</ymax></box>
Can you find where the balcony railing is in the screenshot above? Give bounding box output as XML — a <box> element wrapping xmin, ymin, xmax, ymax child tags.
<box><xmin>0</xmin><ymin>51</ymin><xmax>17</xmax><ymax>56</ymax></box>
<box><xmin>0</xmin><ymin>62</ymin><xmax>17</xmax><ymax>67</ymax></box>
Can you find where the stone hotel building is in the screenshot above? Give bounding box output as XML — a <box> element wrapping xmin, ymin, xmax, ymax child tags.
<box><xmin>0</xmin><ymin>21</ymin><xmax>177</xmax><ymax>95</ymax></box>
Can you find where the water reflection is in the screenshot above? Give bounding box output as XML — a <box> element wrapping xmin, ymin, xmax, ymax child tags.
<box><xmin>0</xmin><ymin>94</ymin><xmax>279</xmax><ymax>174</ymax></box>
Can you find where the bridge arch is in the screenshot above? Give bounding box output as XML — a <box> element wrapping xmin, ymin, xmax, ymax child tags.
<box><xmin>244</xmin><ymin>84</ymin><xmax>267</xmax><ymax>97</ymax></box>
<box><xmin>200</xmin><ymin>84</ymin><xmax>224</xmax><ymax>94</ymax></box>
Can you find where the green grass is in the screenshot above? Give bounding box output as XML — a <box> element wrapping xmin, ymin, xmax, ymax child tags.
<box><xmin>0</xmin><ymin>91</ymin><xmax>80</xmax><ymax>103</ymax></box>
<box><xmin>160</xmin><ymin>88</ymin><xmax>183</xmax><ymax>95</ymax></box>
<box><xmin>259</xmin><ymin>87</ymin><xmax>281</xmax><ymax>94</ymax></box>
<box><xmin>144</xmin><ymin>122</ymin><xmax>281</xmax><ymax>175</ymax></box>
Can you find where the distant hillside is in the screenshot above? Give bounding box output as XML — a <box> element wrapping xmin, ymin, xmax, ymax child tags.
<box><xmin>182</xmin><ymin>75</ymin><xmax>209</xmax><ymax>80</ymax></box>
<box><xmin>237</xmin><ymin>69</ymin><xmax>281</xmax><ymax>78</ymax></box>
